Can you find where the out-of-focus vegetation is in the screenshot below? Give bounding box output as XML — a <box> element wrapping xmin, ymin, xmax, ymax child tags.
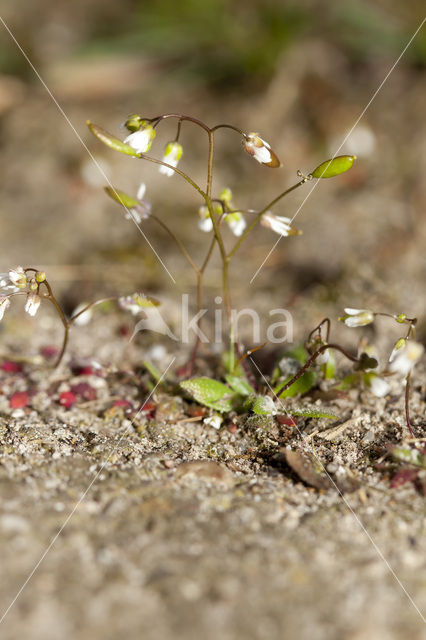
<box><xmin>1</xmin><ymin>0</ymin><xmax>425</xmax><ymax>89</ymax></box>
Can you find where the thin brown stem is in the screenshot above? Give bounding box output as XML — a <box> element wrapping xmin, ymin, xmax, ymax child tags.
<box><xmin>42</xmin><ymin>281</ymin><xmax>70</xmax><ymax>368</ymax></box>
<box><xmin>274</xmin><ymin>343</ymin><xmax>359</xmax><ymax>397</ymax></box>
<box><xmin>151</xmin><ymin>215</ymin><xmax>200</xmax><ymax>274</ymax></box>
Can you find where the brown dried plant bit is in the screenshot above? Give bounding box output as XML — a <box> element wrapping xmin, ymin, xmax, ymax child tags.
<box><xmin>242</xmin><ymin>132</ymin><xmax>281</xmax><ymax>167</ymax></box>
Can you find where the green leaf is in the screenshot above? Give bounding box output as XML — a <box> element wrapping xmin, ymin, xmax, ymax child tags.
<box><xmin>390</xmin><ymin>446</ymin><xmax>425</xmax><ymax>468</ymax></box>
<box><xmin>277</xmin><ymin>370</ymin><xmax>317</xmax><ymax>398</ymax></box>
<box><xmin>283</xmin><ymin>344</ymin><xmax>308</xmax><ymax>364</ymax></box>
<box><xmin>311</xmin><ymin>155</ymin><xmax>356</xmax><ymax>179</ymax></box>
<box><xmin>87</xmin><ymin>121</ymin><xmax>141</xmax><ymax>157</ymax></box>
<box><xmin>287</xmin><ymin>407</ymin><xmax>339</xmax><ymax>420</ymax></box>
<box><xmin>334</xmin><ymin>372</ymin><xmax>361</xmax><ymax>390</ymax></box>
<box><xmin>180</xmin><ymin>377</ymin><xmax>235</xmax><ymax>412</ymax></box>
<box><xmin>225</xmin><ymin>374</ymin><xmax>254</xmax><ymax>396</ymax></box>
<box><xmin>248</xmin><ymin>394</ymin><xmax>276</xmax><ymax>415</ymax></box>
<box><xmin>322</xmin><ymin>349</ymin><xmax>336</xmax><ymax>380</ymax></box>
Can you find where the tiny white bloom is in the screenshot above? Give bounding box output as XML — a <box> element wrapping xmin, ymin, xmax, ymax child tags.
<box><xmin>159</xmin><ymin>142</ymin><xmax>183</xmax><ymax>177</ymax></box>
<box><xmin>118</xmin><ymin>293</ymin><xmax>153</xmax><ymax>316</ymax></box>
<box><xmin>123</xmin><ymin>125</ymin><xmax>156</xmax><ymax>154</ymax></box>
<box><xmin>243</xmin><ymin>132</ymin><xmax>281</xmax><ymax>167</ymax></box>
<box><xmin>0</xmin><ymin>296</ymin><xmax>11</xmax><ymax>321</ymax></box>
<box><xmin>316</xmin><ymin>350</ymin><xmax>330</xmax><ymax>365</ymax></box>
<box><xmin>9</xmin><ymin>266</ymin><xmax>27</xmax><ymax>289</ymax></box>
<box><xmin>136</xmin><ymin>182</ymin><xmax>146</xmax><ymax>200</ymax></box>
<box><xmin>126</xmin><ymin>183</ymin><xmax>151</xmax><ymax>224</ymax></box>
<box><xmin>198</xmin><ymin>205</ymin><xmax>213</xmax><ymax>232</ymax></box>
<box><xmin>226</xmin><ymin>212</ymin><xmax>246</xmax><ymax>237</ymax></box>
<box><xmin>72</xmin><ymin>302</ymin><xmax>92</xmax><ymax>326</ymax></box>
<box><xmin>340</xmin><ymin>308</ymin><xmax>374</xmax><ymax>328</ymax></box>
<box><xmin>369</xmin><ymin>375</ymin><xmax>390</xmax><ymax>398</ymax></box>
<box><xmin>389</xmin><ymin>338</ymin><xmax>406</xmax><ymax>363</ymax></box>
<box><xmin>25</xmin><ymin>293</ymin><xmax>41</xmax><ymax>317</ymax></box>
<box><xmin>203</xmin><ymin>415</ymin><xmax>223</xmax><ymax>430</ymax></box>
<box><xmin>388</xmin><ymin>340</ymin><xmax>424</xmax><ymax>377</ymax></box>
<box><xmin>261</xmin><ymin>212</ymin><xmax>301</xmax><ymax>237</ymax></box>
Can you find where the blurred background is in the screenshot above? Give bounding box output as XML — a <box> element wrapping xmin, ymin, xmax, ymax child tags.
<box><xmin>0</xmin><ymin>0</ymin><xmax>425</xmax><ymax>347</ymax></box>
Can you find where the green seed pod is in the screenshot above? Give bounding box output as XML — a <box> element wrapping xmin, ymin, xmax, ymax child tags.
<box><xmin>104</xmin><ymin>187</ymin><xmax>140</xmax><ymax>209</ymax></box>
<box><xmin>87</xmin><ymin>121</ymin><xmax>141</xmax><ymax>157</ymax></box>
<box><xmin>311</xmin><ymin>155</ymin><xmax>356</xmax><ymax>179</ymax></box>
<box><xmin>124</xmin><ymin>114</ymin><xmax>146</xmax><ymax>132</ymax></box>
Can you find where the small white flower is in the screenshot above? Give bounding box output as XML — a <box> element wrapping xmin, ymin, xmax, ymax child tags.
<box><xmin>159</xmin><ymin>142</ymin><xmax>183</xmax><ymax>177</ymax></box>
<box><xmin>243</xmin><ymin>132</ymin><xmax>281</xmax><ymax>167</ymax></box>
<box><xmin>340</xmin><ymin>308</ymin><xmax>374</xmax><ymax>328</ymax></box>
<box><xmin>368</xmin><ymin>375</ymin><xmax>390</xmax><ymax>398</ymax></box>
<box><xmin>388</xmin><ymin>340</ymin><xmax>424</xmax><ymax>377</ymax></box>
<box><xmin>126</xmin><ymin>183</ymin><xmax>151</xmax><ymax>224</ymax></box>
<box><xmin>389</xmin><ymin>338</ymin><xmax>406</xmax><ymax>363</ymax></box>
<box><xmin>118</xmin><ymin>293</ymin><xmax>152</xmax><ymax>316</ymax></box>
<box><xmin>123</xmin><ymin>125</ymin><xmax>156</xmax><ymax>154</ymax></box>
<box><xmin>316</xmin><ymin>350</ymin><xmax>330</xmax><ymax>365</ymax></box>
<box><xmin>25</xmin><ymin>292</ymin><xmax>41</xmax><ymax>317</ymax></box>
<box><xmin>136</xmin><ymin>182</ymin><xmax>146</xmax><ymax>200</ymax></box>
<box><xmin>203</xmin><ymin>415</ymin><xmax>223</xmax><ymax>430</ymax></box>
<box><xmin>226</xmin><ymin>212</ymin><xmax>246</xmax><ymax>237</ymax></box>
<box><xmin>9</xmin><ymin>266</ymin><xmax>27</xmax><ymax>289</ymax></box>
<box><xmin>261</xmin><ymin>212</ymin><xmax>301</xmax><ymax>237</ymax></box>
<box><xmin>0</xmin><ymin>296</ymin><xmax>11</xmax><ymax>321</ymax></box>
<box><xmin>72</xmin><ymin>303</ymin><xmax>92</xmax><ymax>326</ymax></box>
<box><xmin>198</xmin><ymin>205</ymin><xmax>213</xmax><ymax>232</ymax></box>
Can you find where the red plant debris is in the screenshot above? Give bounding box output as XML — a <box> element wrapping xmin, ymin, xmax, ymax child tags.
<box><xmin>1</xmin><ymin>361</ymin><xmax>23</xmax><ymax>374</ymax></box>
<box><xmin>390</xmin><ymin>468</ymin><xmax>419</xmax><ymax>489</ymax></box>
<box><xmin>70</xmin><ymin>383</ymin><xmax>97</xmax><ymax>401</ymax></box>
<box><xmin>140</xmin><ymin>401</ymin><xmax>156</xmax><ymax>419</ymax></box>
<box><xmin>277</xmin><ymin>415</ymin><xmax>298</xmax><ymax>427</ymax></box>
<box><xmin>59</xmin><ymin>391</ymin><xmax>77</xmax><ymax>409</ymax></box>
<box><xmin>40</xmin><ymin>345</ymin><xmax>58</xmax><ymax>360</ymax></box>
<box><xmin>9</xmin><ymin>391</ymin><xmax>30</xmax><ymax>409</ymax></box>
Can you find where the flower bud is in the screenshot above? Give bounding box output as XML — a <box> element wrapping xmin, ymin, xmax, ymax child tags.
<box><xmin>87</xmin><ymin>121</ymin><xmax>141</xmax><ymax>157</ymax></box>
<box><xmin>198</xmin><ymin>205</ymin><xmax>213</xmax><ymax>232</ymax></box>
<box><xmin>339</xmin><ymin>308</ymin><xmax>374</xmax><ymax>328</ymax></box>
<box><xmin>35</xmin><ymin>271</ymin><xmax>46</xmax><ymax>283</ymax></box>
<box><xmin>159</xmin><ymin>141</ymin><xmax>183</xmax><ymax>177</ymax></box>
<box><xmin>243</xmin><ymin>133</ymin><xmax>281</xmax><ymax>168</ymax></box>
<box><xmin>118</xmin><ymin>293</ymin><xmax>159</xmax><ymax>315</ymax></box>
<box><xmin>261</xmin><ymin>212</ymin><xmax>302</xmax><ymax>237</ymax></box>
<box><xmin>226</xmin><ymin>212</ymin><xmax>246</xmax><ymax>237</ymax></box>
<box><xmin>124</xmin><ymin>114</ymin><xmax>145</xmax><ymax>132</ymax></box>
<box><xmin>123</xmin><ymin>124</ymin><xmax>156</xmax><ymax>154</ymax></box>
<box><xmin>25</xmin><ymin>292</ymin><xmax>41</xmax><ymax>317</ymax></box>
<box><xmin>29</xmin><ymin>278</ymin><xmax>38</xmax><ymax>292</ymax></box>
<box><xmin>388</xmin><ymin>340</ymin><xmax>424</xmax><ymax>376</ymax></box>
<box><xmin>311</xmin><ymin>155</ymin><xmax>356</xmax><ymax>179</ymax></box>
<box><xmin>9</xmin><ymin>266</ymin><xmax>27</xmax><ymax>289</ymax></box>
<box><xmin>367</xmin><ymin>374</ymin><xmax>390</xmax><ymax>398</ymax></box>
